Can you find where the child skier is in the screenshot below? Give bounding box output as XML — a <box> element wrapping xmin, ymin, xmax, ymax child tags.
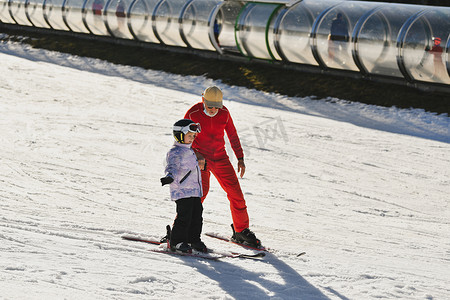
<box><xmin>160</xmin><ymin>119</ymin><xmax>207</xmax><ymax>253</ymax></box>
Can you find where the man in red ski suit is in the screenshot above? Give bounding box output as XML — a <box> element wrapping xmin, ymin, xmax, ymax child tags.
<box><xmin>184</xmin><ymin>86</ymin><xmax>260</xmax><ymax>246</ymax></box>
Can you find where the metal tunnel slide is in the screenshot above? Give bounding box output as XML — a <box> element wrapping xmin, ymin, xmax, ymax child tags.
<box><xmin>1</xmin><ymin>0</ymin><xmax>449</xmax><ymax>89</ymax></box>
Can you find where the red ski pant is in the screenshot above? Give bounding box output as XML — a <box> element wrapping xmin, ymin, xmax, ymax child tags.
<box><xmin>201</xmin><ymin>158</ymin><xmax>249</xmax><ymax>232</ymax></box>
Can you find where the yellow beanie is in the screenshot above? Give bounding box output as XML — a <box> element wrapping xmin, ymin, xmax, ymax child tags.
<box><xmin>202</xmin><ymin>86</ymin><xmax>223</xmax><ymax>108</ymax></box>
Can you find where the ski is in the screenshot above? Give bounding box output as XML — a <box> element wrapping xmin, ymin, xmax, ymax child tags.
<box><xmin>205</xmin><ymin>232</ymin><xmax>306</xmax><ymax>257</ymax></box>
<box><xmin>122</xmin><ymin>235</ymin><xmax>162</xmax><ymax>245</ymax></box>
<box><xmin>205</xmin><ymin>232</ymin><xmax>269</xmax><ymax>251</ymax></box>
<box><xmin>150</xmin><ymin>247</ymin><xmax>224</xmax><ymax>261</ymax></box>
<box><xmin>150</xmin><ymin>247</ymin><xmax>264</xmax><ymax>260</ymax></box>
<box><xmin>121</xmin><ymin>235</ymin><xmax>265</xmax><ymax>260</ymax></box>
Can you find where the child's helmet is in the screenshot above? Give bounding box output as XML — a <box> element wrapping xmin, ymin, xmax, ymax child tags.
<box><xmin>173</xmin><ymin>119</ymin><xmax>201</xmax><ymax>143</ymax></box>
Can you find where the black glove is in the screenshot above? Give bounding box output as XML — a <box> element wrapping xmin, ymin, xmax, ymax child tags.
<box><xmin>160</xmin><ymin>176</ymin><xmax>174</xmax><ymax>186</ymax></box>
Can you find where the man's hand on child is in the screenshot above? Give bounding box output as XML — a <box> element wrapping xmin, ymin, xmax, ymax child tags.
<box><xmin>160</xmin><ymin>176</ymin><xmax>174</xmax><ymax>186</ymax></box>
<box><xmin>198</xmin><ymin>158</ymin><xmax>206</xmax><ymax>170</ymax></box>
<box><xmin>195</xmin><ymin>151</ymin><xmax>206</xmax><ymax>170</ymax></box>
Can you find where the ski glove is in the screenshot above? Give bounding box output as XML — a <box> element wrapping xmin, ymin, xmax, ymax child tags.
<box><xmin>160</xmin><ymin>176</ymin><xmax>174</xmax><ymax>186</ymax></box>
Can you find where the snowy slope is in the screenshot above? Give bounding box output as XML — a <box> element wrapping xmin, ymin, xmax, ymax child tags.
<box><xmin>0</xmin><ymin>42</ymin><xmax>449</xmax><ymax>300</ymax></box>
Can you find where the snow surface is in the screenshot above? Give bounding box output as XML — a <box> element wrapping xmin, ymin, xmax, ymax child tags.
<box><xmin>0</xmin><ymin>41</ymin><xmax>449</xmax><ymax>300</ymax></box>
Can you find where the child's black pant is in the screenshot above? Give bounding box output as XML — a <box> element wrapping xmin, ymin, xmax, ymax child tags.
<box><xmin>171</xmin><ymin>197</ymin><xmax>203</xmax><ymax>247</ymax></box>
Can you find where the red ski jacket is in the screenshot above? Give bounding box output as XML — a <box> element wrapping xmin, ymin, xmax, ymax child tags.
<box><xmin>185</xmin><ymin>102</ymin><xmax>244</xmax><ymax>161</ymax></box>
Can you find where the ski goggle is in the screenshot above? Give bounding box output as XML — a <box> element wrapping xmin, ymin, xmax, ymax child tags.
<box><xmin>173</xmin><ymin>123</ymin><xmax>201</xmax><ymax>134</ymax></box>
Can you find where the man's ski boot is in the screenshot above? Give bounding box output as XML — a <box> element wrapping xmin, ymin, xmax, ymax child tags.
<box><xmin>231</xmin><ymin>224</ymin><xmax>261</xmax><ymax>248</ymax></box>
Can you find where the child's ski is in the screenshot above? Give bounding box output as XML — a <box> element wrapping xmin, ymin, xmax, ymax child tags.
<box><xmin>122</xmin><ymin>235</ymin><xmax>163</xmax><ymax>245</ymax></box>
<box><xmin>150</xmin><ymin>247</ymin><xmax>225</xmax><ymax>261</ymax></box>
<box><xmin>149</xmin><ymin>246</ymin><xmax>264</xmax><ymax>260</ymax></box>
<box><xmin>121</xmin><ymin>235</ymin><xmax>265</xmax><ymax>260</ymax></box>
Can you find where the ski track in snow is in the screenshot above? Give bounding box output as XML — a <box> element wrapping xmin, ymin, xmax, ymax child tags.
<box><xmin>0</xmin><ymin>41</ymin><xmax>449</xmax><ymax>299</ymax></box>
